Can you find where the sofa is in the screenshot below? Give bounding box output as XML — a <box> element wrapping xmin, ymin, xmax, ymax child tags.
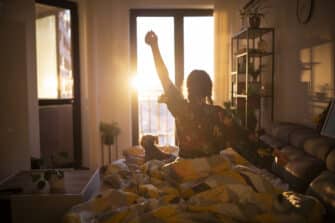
<box><xmin>260</xmin><ymin>122</ymin><xmax>335</xmax><ymax>221</ymax></box>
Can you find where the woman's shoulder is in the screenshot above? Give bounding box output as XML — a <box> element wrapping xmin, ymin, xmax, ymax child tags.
<box><xmin>199</xmin><ymin>104</ymin><xmax>226</xmax><ymax>117</ymax></box>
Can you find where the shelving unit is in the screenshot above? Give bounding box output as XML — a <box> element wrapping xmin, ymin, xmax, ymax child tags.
<box><xmin>231</xmin><ymin>28</ymin><xmax>275</xmax><ymax>131</ymax></box>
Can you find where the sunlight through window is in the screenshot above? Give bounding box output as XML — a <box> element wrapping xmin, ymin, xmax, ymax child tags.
<box><xmin>134</xmin><ymin>14</ymin><xmax>213</xmax><ymax>146</ymax></box>
<box><xmin>184</xmin><ymin>16</ymin><xmax>214</xmax><ymax>98</ymax></box>
<box><xmin>136</xmin><ymin>17</ymin><xmax>175</xmax><ymax>145</ymax></box>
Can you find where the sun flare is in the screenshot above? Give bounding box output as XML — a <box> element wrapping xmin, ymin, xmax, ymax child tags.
<box><xmin>131</xmin><ymin>73</ymin><xmax>162</xmax><ymax>95</ymax></box>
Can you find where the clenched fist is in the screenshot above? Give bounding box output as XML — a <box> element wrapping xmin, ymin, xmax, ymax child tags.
<box><xmin>145</xmin><ymin>31</ymin><xmax>158</xmax><ymax>46</ymax></box>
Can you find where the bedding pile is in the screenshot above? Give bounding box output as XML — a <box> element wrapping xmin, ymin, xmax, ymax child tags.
<box><xmin>64</xmin><ymin>148</ymin><xmax>324</xmax><ymax>223</ymax></box>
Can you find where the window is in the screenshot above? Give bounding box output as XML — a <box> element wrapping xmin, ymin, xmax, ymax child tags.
<box><xmin>130</xmin><ymin>10</ymin><xmax>214</xmax><ymax>146</ymax></box>
<box><xmin>36</xmin><ymin>4</ymin><xmax>73</xmax><ymax>100</ymax></box>
<box><xmin>35</xmin><ymin>0</ymin><xmax>82</xmax><ymax>167</ymax></box>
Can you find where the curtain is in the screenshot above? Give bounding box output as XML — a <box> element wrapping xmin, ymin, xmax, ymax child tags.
<box><xmin>213</xmin><ymin>0</ymin><xmax>240</xmax><ymax>106</ymax></box>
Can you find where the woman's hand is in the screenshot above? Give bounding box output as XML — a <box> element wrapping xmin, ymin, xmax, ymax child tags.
<box><xmin>145</xmin><ymin>31</ymin><xmax>158</xmax><ymax>46</ymax></box>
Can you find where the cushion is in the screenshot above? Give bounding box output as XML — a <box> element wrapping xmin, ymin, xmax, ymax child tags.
<box><xmin>279</xmin><ymin>146</ymin><xmax>306</xmax><ymax>161</ymax></box>
<box><xmin>271</xmin><ymin>123</ymin><xmax>305</xmax><ymax>144</ymax></box>
<box><xmin>326</xmin><ymin>149</ymin><xmax>335</xmax><ymax>172</ymax></box>
<box><xmin>304</xmin><ymin>137</ymin><xmax>335</xmax><ymax>161</ymax></box>
<box><xmin>284</xmin><ymin>155</ymin><xmax>325</xmax><ymax>183</ymax></box>
<box><xmin>288</xmin><ymin>127</ymin><xmax>319</xmax><ymax>148</ymax></box>
<box><xmin>259</xmin><ymin>134</ymin><xmax>287</xmax><ymax>149</ymax></box>
<box><xmin>307</xmin><ymin>170</ymin><xmax>335</xmax><ymax>219</ymax></box>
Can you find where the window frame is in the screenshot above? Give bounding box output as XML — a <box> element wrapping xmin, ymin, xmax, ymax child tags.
<box><xmin>130</xmin><ymin>9</ymin><xmax>213</xmax><ymax>145</ymax></box>
<box><xmin>35</xmin><ymin>0</ymin><xmax>82</xmax><ymax>166</ymax></box>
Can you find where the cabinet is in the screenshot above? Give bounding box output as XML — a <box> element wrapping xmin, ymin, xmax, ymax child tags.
<box><xmin>231</xmin><ymin>28</ymin><xmax>275</xmax><ymax>131</ymax></box>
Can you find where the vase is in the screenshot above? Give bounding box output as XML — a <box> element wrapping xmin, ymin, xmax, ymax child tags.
<box><xmin>249</xmin><ymin>15</ymin><xmax>261</xmax><ymax>28</ymax></box>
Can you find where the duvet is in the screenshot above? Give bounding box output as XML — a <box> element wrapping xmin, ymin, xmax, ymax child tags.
<box><xmin>64</xmin><ymin>148</ymin><xmax>324</xmax><ymax>223</ymax></box>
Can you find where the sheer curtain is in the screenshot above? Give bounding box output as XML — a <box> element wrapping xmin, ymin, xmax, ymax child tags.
<box><xmin>213</xmin><ymin>0</ymin><xmax>240</xmax><ymax>106</ymax></box>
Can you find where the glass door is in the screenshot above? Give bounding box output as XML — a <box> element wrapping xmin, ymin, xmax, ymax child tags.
<box><xmin>130</xmin><ymin>10</ymin><xmax>213</xmax><ymax>146</ymax></box>
<box><xmin>35</xmin><ymin>0</ymin><xmax>81</xmax><ymax>168</ymax></box>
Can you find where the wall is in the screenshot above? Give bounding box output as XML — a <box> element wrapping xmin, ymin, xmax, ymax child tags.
<box><xmin>0</xmin><ymin>0</ymin><xmax>39</xmax><ymax>179</ymax></box>
<box><xmin>77</xmin><ymin>0</ymin><xmax>242</xmax><ymax>168</ymax></box>
<box><xmin>228</xmin><ymin>0</ymin><xmax>335</xmax><ymax>127</ymax></box>
<box><xmin>271</xmin><ymin>0</ymin><xmax>335</xmax><ymax>126</ymax></box>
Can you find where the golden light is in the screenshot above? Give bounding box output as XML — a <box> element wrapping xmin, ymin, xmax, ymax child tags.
<box><xmin>130</xmin><ymin>73</ymin><xmax>162</xmax><ymax>94</ymax></box>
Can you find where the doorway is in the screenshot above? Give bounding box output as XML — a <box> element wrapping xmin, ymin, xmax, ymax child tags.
<box><xmin>34</xmin><ymin>0</ymin><xmax>81</xmax><ymax>168</ymax></box>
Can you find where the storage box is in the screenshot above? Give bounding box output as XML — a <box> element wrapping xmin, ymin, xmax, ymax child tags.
<box><xmin>0</xmin><ymin>169</ymin><xmax>100</xmax><ymax>223</ymax></box>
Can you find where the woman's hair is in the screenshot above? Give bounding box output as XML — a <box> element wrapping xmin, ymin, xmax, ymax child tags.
<box><xmin>186</xmin><ymin>70</ymin><xmax>213</xmax><ymax>104</ymax></box>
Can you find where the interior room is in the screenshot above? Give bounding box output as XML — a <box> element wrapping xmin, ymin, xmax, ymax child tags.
<box><xmin>1</xmin><ymin>0</ymin><xmax>335</xmax><ymax>222</ymax></box>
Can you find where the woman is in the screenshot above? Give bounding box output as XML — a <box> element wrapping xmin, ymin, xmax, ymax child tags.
<box><xmin>145</xmin><ymin>31</ymin><xmax>249</xmax><ymax>158</ymax></box>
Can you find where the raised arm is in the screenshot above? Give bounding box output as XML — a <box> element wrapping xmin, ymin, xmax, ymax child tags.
<box><xmin>145</xmin><ymin>31</ymin><xmax>173</xmax><ymax>93</ymax></box>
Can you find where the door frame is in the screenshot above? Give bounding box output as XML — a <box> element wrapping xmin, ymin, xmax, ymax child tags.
<box><xmin>35</xmin><ymin>0</ymin><xmax>82</xmax><ymax>167</ymax></box>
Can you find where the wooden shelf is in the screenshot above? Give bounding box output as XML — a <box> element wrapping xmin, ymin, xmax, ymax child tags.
<box><xmin>235</xmin><ymin>51</ymin><xmax>273</xmax><ymax>58</ymax></box>
<box><xmin>232</xmin><ymin>27</ymin><xmax>274</xmax><ymax>39</ymax></box>
<box><xmin>230</xmin><ymin>27</ymin><xmax>275</xmax><ymax>130</ymax></box>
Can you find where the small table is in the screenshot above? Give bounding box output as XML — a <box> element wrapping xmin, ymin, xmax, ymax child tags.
<box><xmin>0</xmin><ymin>169</ymin><xmax>100</xmax><ymax>223</ymax></box>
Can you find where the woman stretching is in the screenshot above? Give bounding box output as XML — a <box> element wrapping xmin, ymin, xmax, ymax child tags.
<box><xmin>145</xmin><ymin>31</ymin><xmax>251</xmax><ymax>158</ymax></box>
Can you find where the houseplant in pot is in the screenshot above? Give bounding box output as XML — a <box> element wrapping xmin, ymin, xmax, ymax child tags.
<box><xmin>100</xmin><ymin>121</ymin><xmax>121</xmax><ymax>145</ymax></box>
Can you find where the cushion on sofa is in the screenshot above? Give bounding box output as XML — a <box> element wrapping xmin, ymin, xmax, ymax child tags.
<box><xmin>307</xmin><ymin>170</ymin><xmax>335</xmax><ymax>219</ymax></box>
<box><xmin>326</xmin><ymin>149</ymin><xmax>335</xmax><ymax>172</ymax></box>
<box><xmin>271</xmin><ymin>123</ymin><xmax>306</xmax><ymax>144</ymax></box>
<box><xmin>284</xmin><ymin>156</ymin><xmax>325</xmax><ymax>183</ymax></box>
<box><xmin>288</xmin><ymin>127</ymin><xmax>319</xmax><ymax>148</ymax></box>
<box><xmin>304</xmin><ymin>137</ymin><xmax>335</xmax><ymax>161</ymax></box>
<box><xmin>259</xmin><ymin>134</ymin><xmax>287</xmax><ymax>149</ymax></box>
<box><xmin>279</xmin><ymin>146</ymin><xmax>306</xmax><ymax>161</ymax></box>
<box><xmin>272</xmin><ymin>146</ymin><xmax>325</xmax><ymax>191</ymax></box>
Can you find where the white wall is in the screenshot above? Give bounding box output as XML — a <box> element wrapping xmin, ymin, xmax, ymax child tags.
<box><xmin>0</xmin><ymin>0</ymin><xmax>39</xmax><ymax>179</ymax></box>
<box><xmin>272</xmin><ymin>0</ymin><xmax>335</xmax><ymax>126</ymax></box>
<box><xmin>227</xmin><ymin>0</ymin><xmax>335</xmax><ymax>128</ymax></box>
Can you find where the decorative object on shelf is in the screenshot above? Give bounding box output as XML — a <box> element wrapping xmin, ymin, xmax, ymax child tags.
<box><xmin>240</xmin><ymin>8</ymin><xmax>263</xmax><ymax>28</ymax></box>
<box><xmin>240</xmin><ymin>0</ymin><xmax>270</xmax><ymax>29</ymax></box>
<box><xmin>100</xmin><ymin>121</ymin><xmax>121</xmax><ymax>164</ymax></box>
<box><xmin>296</xmin><ymin>0</ymin><xmax>314</xmax><ymax>24</ymax></box>
<box><xmin>248</xmin><ymin>11</ymin><xmax>263</xmax><ymax>28</ymax></box>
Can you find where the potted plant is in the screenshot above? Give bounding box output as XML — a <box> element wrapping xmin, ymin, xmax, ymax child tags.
<box><xmin>247</xmin><ymin>9</ymin><xmax>264</xmax><ymax>28</ymax></box>
<box><xmin>240</xmin><ymin>0</ymin><xmax>270</xmax><ymax>28</ymax></box>
<box><xmin>100</xmin><ymin>121</ymin><xmax>121</xmax><ymax>145</ymax></box>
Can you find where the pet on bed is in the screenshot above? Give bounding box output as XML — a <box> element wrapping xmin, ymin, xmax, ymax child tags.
<box><xmin>141</xmin><ymin>135</ymin><xmax>176</xmax><ymax>162</ymax></box>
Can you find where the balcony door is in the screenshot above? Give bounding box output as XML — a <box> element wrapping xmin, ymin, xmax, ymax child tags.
<box><xmin>35</xmin><ymin>0</ymin><xmax>81</xmax><ymax>167</ymax></box>
<box><xmin>130</xmin><ymin>10</ymin><xmax>214</xmax><ymax>146</ymax></box>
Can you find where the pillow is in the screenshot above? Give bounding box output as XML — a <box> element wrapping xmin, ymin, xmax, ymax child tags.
<box><xmin>304</xmin><ymin>137</ymin><xmax>334</xmax><ymax>161</ymax></box>
<box><xmin>326</xmin><ymin>149</ymin><xmax>335</xmax><ymax>172</ymax></box>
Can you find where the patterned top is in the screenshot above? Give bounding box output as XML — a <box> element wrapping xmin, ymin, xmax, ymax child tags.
<box><xmin>161</xmin><ymin>84</ymin><xmax>248</xmax><ymax>158</ymax></box>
